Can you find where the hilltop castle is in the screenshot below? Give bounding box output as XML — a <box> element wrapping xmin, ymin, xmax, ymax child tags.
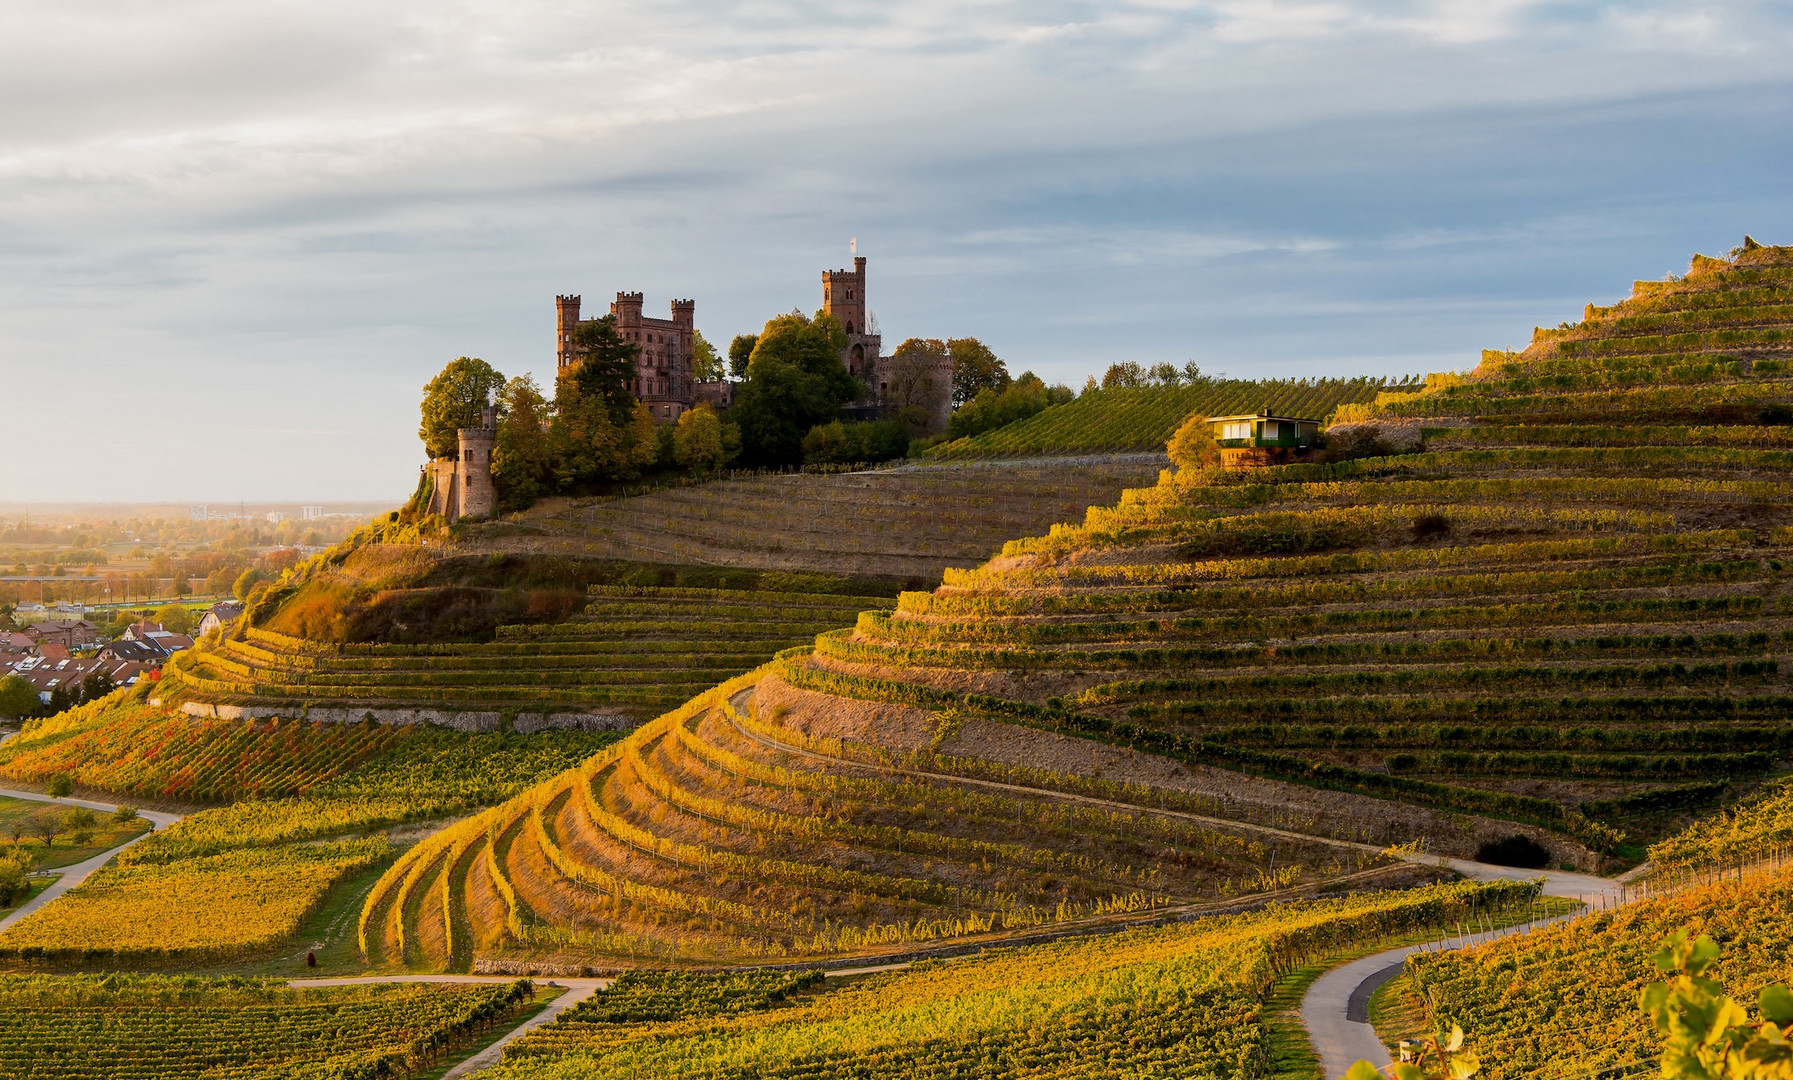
<box><xmin>552</xmin><ymin>255</ymin><xmax>947</xmax><ymax>429</ymax></box>
<box><xmin>556</xmin><ymin>292</ymin><xmax>699</xmax><ymax>422</ymax></box>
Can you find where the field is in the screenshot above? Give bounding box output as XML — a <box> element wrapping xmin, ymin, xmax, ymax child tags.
<box><xmin>483</xmin><ymin>879</ymin><xmax>1539</xmax><ymax>1079</ymax></box>
<box><xmin>0</xmin><ymin>717</ymin><xmax>620</xmax><ymax>964</ymax></box>
<box><xmin>486</xmin><ymin>459</ymin><xmax>1163</xmax><ymax>579</ymax></box>
<box><xmin>923</xmin><ymin>378</ymin><xmax>1402</xmax><ymax>460</ymax></box>
<box><xmin>1392</xmin><ymin>860</ymin><xmax>1793</xmax><ymax>1080</ymax></box>
<box><xmin>797</xmin><ymin>247</ymin><xmax>1793</xmax><ymax>859</ymax></box>
<box><xmin>0</xmin><ymin>972</ymin><xmax>536</xmax><ymax>1079</ymax></box>
<box><xmin>160</xmin><ymin>586</ymin><xmax>884</xmax><ymax>721</ymax></box>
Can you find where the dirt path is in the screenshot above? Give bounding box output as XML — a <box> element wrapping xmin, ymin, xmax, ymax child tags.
<box><xmin>0</xmin><ymin>786</ymin><xmax>183</xmax><ymax>933</ymax></box>
<box><xmin>726</xmin><ymin>687</ymin><xmax>1391</xmax><ymax>859</ymax></box>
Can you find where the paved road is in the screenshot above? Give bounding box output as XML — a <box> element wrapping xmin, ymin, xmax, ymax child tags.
<box><xmin>0</xmin><ymin>786</ymin><xmax>183</xmax><ymax>933</ymax></box>
<box><xmin>292</xmin><ymin>975</ymin><xmax>612</xmax><ymax>1078</ymax></box>
<box><xmin>1300</xmin><ymin>868</ymin><xmax>1623</xmax><ymax>1079</ymax></box>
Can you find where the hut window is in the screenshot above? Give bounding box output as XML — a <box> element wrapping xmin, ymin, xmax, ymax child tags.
<box><xmin>1263</xmin><ymin>421</ymin><xmax>1280</xmax><ymax>439</ymax></box>
<box><xmin>1221</xmin><ymin>421</ymin><xmax>1252</xmax><ymax>440</ymax></box>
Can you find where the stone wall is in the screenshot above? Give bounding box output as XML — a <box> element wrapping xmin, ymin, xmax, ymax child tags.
<box><xmin>177</xmin><ymin>701</ymin><xmax>636</xmax><ymax>733</ymax></box>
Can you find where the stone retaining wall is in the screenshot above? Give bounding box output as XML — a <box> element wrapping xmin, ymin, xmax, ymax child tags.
<box><xmin>175</xmin><ymin>701</ymin><xmax>635</xmax><ymax>732</ymax></box>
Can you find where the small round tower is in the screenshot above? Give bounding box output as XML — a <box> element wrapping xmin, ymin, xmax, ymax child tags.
<box><xmin>455</xmin><ymin>405</ymin><xmax>498</xmax><ymax>520</ymax></box>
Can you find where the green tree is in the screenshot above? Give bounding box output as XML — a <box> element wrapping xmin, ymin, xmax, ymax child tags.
<box><xmin>693</xmin><ymin>330</ymin><xmax>724</xmax><ymax>383</ymax></box>
<box><xmin>60</xmin><ymin>806</ymin><xmax>97</xmax><ymax>847</ymax></box>
<box><xmin>731</xmin><ymin>311</ymin><xmax>861</xmax><ymax>466</ymax></box>
<box><xmin>77</xmin><ymin>671</ymin><xmax>114</xmax><ymax>705</ymax></box>
<box><xmin>1102</xmin><ymin>361</ymin><xmax>1147</xmax><ymax>389</ymax></box>
<box><xmin>44</xmin><ymin>773</ymin><xmax>73</xmax><ymax>798</ymax></box>
<box><xmin>492</xmin><ymin>374</ymin><xmax>553</xmax><ymax>511</ymax></box>
<box><xmin>45</xmin><ymin>685</ymin><xmax>71</xmax><ymax>716</ymax></box>
<box><xmin>673</xmin><ymin>405</ymin><xmax>738</xmax><ymax>475</ymax></box>
<box><xmin>569</xmin><ymin>316</ymin><xmax>641</xmax><ymax>426</ymax></box>
<box><xmin>946</xmin><ymin>372</ymin><xmax>1070</xmax><ymax>441</ymax></box>
<box><xmin>948</xmin><ymin>337</ymin><xmax>1009</xmax><ymax>407</ymax></box>
<box><xmin>728</xmin><ymin>334</ymin><xmax>758</xmax><ymax>379</ymax></box>
<box><xmin>152</xmin><ymin>604</ymin><xmax>194</xmax><ymax>635</ymax></box>
<box><xmin>0</xmin><ymin>675</ymin><xmax>37</xmax><ymax>719</ymax></box>
<box><xmin>232</xmin><ymin>567</ymin><xmax>270</xmax><ymax>602</ymax></box>
<box><xmin>548</xmin><ymin>390</ymin><xmax>624</xmax><ymax>491</ymax></box>
<box><xmin>419</xmin><ymin>357</ymin><xmax>505</xmax><ymax>460</ymax></box>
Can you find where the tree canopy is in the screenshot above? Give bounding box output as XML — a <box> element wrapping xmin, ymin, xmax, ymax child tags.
<box><xmin>692</xmin><ymin>331</ymin><xmax>724</xmax><ymax>383</ymax></box>
<box><xmin>731</xmin><ymin>311</ymin><xmax>861</xmax><ymax>466</ymax></box>
<box><xmin>419</xmin><ymin>357</ymin><xmax>505</xmax><ymax>459</ymax></box>
<box><xmin>947</xmin><ymin>338</ymin><xmax>1009</xmax><ymax>406</ymax></box>
<box><xmin>727</xmin><ymin>333</ymin><xmax>758</xmax><ymax>379</ymax></box>
<box><xmin>0</xmin><ymin>675</ymin><xmax>36</xmax><ymax>720</ymax></box>
<box><xmin>492</xmin><ymin>375</ymin><xmax>553</xmax><ymax>510</ymax></box>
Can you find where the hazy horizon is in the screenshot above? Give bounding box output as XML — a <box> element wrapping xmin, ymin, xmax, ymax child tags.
<box><xmin>5</xmin><ymin>1</ymin><xmax>1792</xmax><ymax>502</ymax></box>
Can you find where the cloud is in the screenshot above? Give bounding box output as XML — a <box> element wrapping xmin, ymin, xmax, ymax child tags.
<box><xmin>1</xmin><ymin>0</ymin><xmax>1791</xmax><ymax>501</ymax></box>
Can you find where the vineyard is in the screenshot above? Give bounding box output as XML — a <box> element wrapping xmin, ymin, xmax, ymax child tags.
<box><xmin>0</xmin><ymin>701</ymin><xmax>411</xmax><ymax>802</ymax></box>
<box><xmin>483</xmin><ymin>879</ymin><xmax>1540</xmax><ymax>1079</ymax></box>
<box><xmin>790</xmin><ymin>244</ymin><xmax>1793</xmax><ymax>860</ymax></box>
<box><xmin>0</xmin><ymin>720</ymin><xmax>619</xmax><ymax>963</ymax></box>
<box><xmin>159</xmin><ymin>586</ymin><xmax>884</xmax><ymax>721</ymax></box>
<box><xmin>0</xmin><ymin>972</ymin><xmax>535</xmax><ymax>1079</ymax></box>
<box><xmin>357</xmin><ymin>664</ymin><xmax>1409</xmax><ymax>968</ymax></box>
<box><xmin>1398</xmin><ymin>861</ymin><xmax>1793</xmax><ymax>1080</ymax></box>
<box><xmin>497</xmin><ymin>459</ymin><xmax>1162</xmax><ymax>579</ymax></box>
<box><xmin>923</xmin><ymin>378</ymin><xmax>1403</xmax><ymax>460</ymax></box>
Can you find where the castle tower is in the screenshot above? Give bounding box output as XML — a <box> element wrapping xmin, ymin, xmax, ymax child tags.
<box><xmin>823</xmin><ymin>256</ymin><xmax>868</xmax><ymax>337</ymax></box>
<box><xmin>823</xmin><ymin>255</ymin><xmax>883</xmax><ymax>383</ymax></box>
<box><xmin>556</xmin><ymin>295</ymin><xmax>581</xmax><ymax>374</ymax></box>
<box><xmin>454</xmin><ymin>405</ymin><xmax>498</xmax><ymax>520</ymax></box>
<box><xmin>611</xmin><ymin>291</ymin><xmax>645</xmax><ymax>328</ymax></box>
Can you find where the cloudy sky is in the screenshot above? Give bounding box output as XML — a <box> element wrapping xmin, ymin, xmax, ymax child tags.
<box><xmin>4</xmin><ymin>1</ymin><xmax>1791</xmax><ymax>503</ymax></box>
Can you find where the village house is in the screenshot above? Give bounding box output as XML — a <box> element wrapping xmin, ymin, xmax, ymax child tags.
<box><xmin>197</xmin><ymin>601</ymin><xmax>245</xmax><ymax>636</ymax></box>
<box><xmin>1207</xmin><ymin>410</ymin><xmax>1323</xmax><ymax>467</ymax></box>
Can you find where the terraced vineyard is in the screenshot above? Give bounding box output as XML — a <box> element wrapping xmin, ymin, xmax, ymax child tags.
<box><xmin>161</xmin><ymin>586</ymin><xmax>884</xmax><ymax>721</ymax></box>
<box><xmin>0</xmin><ymin>721</ymin><xmax>620</xmax><ymax>963</ymax></box>
<box><xmin>0</xmin><ymin>973</ymin><xmax>535</xmax><ymax>1080</ymax></box>
<box><xmin>924</xmin><ymin>377</ymin><xmax>1404</xmax><ymax>460</ymax></box>
<box><xmin>484</xmin><ymin>879</ymin><xmax>1541</xmax><ymax>1080</ymax></box>
<box><xmin>360</xmin><ymin>669</ymin><xmax>1402</xmax><ymax>969</ymax></box>
<box><xmin>496</xmin><ymin>459</ymin><xmax>1164</xmax><ymax>579</ymax></box>
<box><xmin>795</xmin><ymin>245</ymin><xmax>1793</xmax><ymax>857</ymax></box>
<box><xmin>0</xmin><ymin>700</ymin><xmax>411</xmax><ymax>801</ymax></box>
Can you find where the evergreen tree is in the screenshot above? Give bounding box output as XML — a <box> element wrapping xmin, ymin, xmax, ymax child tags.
<box><xmin>569</xmin><ymin>316</ymin><xmax>641</xmax><ymax>425</ymax></box>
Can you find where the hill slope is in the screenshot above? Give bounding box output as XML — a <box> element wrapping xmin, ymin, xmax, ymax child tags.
<box><xmin>470</xmin><ymin>458</ymin><xmax>1163</xmax><ymax>580</ymax></box>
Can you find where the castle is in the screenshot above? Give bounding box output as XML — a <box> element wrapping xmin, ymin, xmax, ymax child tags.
<box><xmin>557</xmin><ymin>292</ymin><xmax>699</xmax><ymax>422</ymax></box>
<box><xmin>553</xmin><ymin>255</ymin><xmax>950</xmax><ymax>428</ymax></box>
<box><xmin>423</xmin><ymin>405</ymin><xmax>497</xmax><ymax>521</ymax></box>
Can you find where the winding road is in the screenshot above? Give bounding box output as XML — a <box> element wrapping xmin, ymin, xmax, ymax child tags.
<box><xmin>1299</xmin><ymin>864</ymin><xmax>1622</xmax><ymax>1079</ymax></box>
<box><xmin>0</xmin><ymin>786</ymin><xmax>183</xmax><ymax>933</ymax></box>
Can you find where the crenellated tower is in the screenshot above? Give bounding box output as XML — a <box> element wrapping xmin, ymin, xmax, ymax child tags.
<box><xmin>823</xmin><ymin>255</ymin><xmax>883</xmax><ymax>382</ymax></box>
<box><xmin>556</xmin><ymin>295</ymin><xmax>581</xmax><ymax>374</ymax></box>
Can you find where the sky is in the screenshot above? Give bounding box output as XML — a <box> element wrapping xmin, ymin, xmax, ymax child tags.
<box><xmin>4</xmin><ymin>1</ymin><xmax>1792</xmax><ymax>504</ymax></box>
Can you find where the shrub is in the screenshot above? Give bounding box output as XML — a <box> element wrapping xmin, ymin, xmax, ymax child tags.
<box><xmin>801</xmin><ymin>419</ymin><xmax>909</xmax><ymax>465</ymax></box>
<box><xmin>44</xmin><ymin>774</ymin><xmax>73</xmax><ymax>798</ymax></box>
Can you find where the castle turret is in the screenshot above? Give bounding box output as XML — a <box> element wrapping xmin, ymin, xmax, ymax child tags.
<box><xmin>556</xmin><ymin>294</ymin><xmax>581</xmax><ymax>374</ymax></box>
<box><xmin>611</xmin><ymin>291</ymin><xmax>645</xmax><ymax>327</ymax></box>
<box><xmin>453</xmin><ymin>406</ymin><xmax>498</xmax><ymax>520</ymax></box>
